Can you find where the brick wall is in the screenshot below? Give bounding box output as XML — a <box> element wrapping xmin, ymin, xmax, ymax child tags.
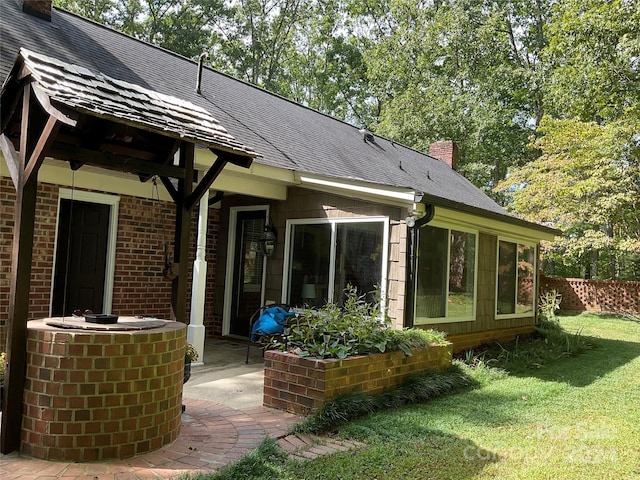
<box><xmin>263</xmin><ymin>344</ymin><xmax>453</xmax><ymax>415</ymax></box>
<box><xmin>21</xmin><ymin>319</ymin><xmax>186</xmax><ymax>461</ymax></box>
<box><xmin>113</xmin><ymin>195</ymin><xmax>175</xmax><ymax>318</ymax></box>
<box><xmin>1</xmin><ymin>180</ymin><xmax>60</xmax><ymax>331</ymax></box>
<box><xmin>540</xmin><ymin>276</ymin><xmax>640</xmax><ymax>314</ymax></box>
<box><xmin>1</xmin><ymin>177</ymin><xmax>222</xmax><ymax>347</ymax></box>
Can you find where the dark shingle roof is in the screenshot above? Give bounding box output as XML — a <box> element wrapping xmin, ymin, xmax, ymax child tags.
<box><xmin>0</xmin><ymin>2</ymin><xmax>551</xmax><ymax>231</ymax></box>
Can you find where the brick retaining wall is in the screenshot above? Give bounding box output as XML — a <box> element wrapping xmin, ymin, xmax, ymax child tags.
<box><xmin>540</xmin><ymin>276</ymin><xmax>640</xmax><ymax>314</ymax></box>
<box><xmin>263</xmin><ymin>344</ymin><xmax>453</xmax><ymax>415</ymax></box>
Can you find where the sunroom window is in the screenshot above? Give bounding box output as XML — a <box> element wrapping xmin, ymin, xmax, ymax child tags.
<box><xmin>415</xmin><ymin>224</ymin><xmax>477</xmax><ymax>323</ymax></box>
<box><xmin>496</xmin><ymin>240</ymin><xmax>536</xmax><ymax>317</ymax></box>
<box><xmin>284</xmin><ymin>218</ymin><xmax>387</xmax><ymax>308</ymax></box>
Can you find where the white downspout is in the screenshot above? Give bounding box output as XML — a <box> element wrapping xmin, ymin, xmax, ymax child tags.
<box><xmin>188</xmin><ymin>189</ymin><xmax>208</xmax><ymax>366</ymax></box>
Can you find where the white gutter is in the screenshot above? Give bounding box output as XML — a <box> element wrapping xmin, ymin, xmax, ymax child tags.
<box><xmin>298</xmin><ymin>173</ymin><xmax>418</xmax><ymax>208</ymax></box>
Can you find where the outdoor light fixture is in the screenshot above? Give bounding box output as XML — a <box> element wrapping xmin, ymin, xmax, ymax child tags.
<box><xmin>259</xmin><ymin>224</ymin><xmax>277</xmax><ymax>257</ymax></box>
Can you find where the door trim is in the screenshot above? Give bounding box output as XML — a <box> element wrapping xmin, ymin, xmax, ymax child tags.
<box><xmin>50</xmin><ymin>189</ymin><xmax>120</xmax><ymax>316</ymax></box>
<box><xmin>222</xmin><ymin>205</ymin><xmax>269</xmax><ymax>336</ymax></box>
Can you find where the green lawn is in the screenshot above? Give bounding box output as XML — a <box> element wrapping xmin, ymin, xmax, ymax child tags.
<box><xmin>182</xmin><ymin>313</ymin><xmax>640</xmax><ymax>479</ymax></box>
<box><xmin>290</xmin><ymin>314</ymin><xmax>640</xmax><ymax>479</ymax></box>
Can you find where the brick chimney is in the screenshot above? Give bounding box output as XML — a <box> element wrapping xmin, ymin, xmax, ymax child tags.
<box><xmin>21</xmin><ymin>0</ymin><xmax>52</xmax><ymax>21</ymax></box>
<box><xmin>429</xmin><ymin>140</ymin><xmax>459</xmax><ymax>170</ymax></box>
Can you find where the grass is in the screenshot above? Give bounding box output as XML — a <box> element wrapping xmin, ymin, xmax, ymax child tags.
<box><xmin>175</xmin><ymin>438</ymin><xmax>287</xmax><ymax>480</ymax></box>
<box><xmin>176</xmin><ymin>313</ymin><xmax>640</xmax><ymax>479</ymax></box>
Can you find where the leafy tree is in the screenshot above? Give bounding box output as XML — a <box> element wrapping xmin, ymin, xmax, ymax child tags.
<box><xmin>55</xmin><ymin>0</ymin><xmax>228</xmax><ymax>60</ymax></box>
<box><xmin>496</xmin><ymin>115</ymin><xmax>640</xmax><ymax>279</ymax></box>
<box><xmin>542</xmin><ymin>0</ymin><xmax>640</xmax><ymax>122</ymax></box>
<box><xmin>351</xmin><ymin>0</ymin><xmax>552</xmax><ymax>195</ymax></box>
<box><xmin>52</xmin><ymin>0</ymin><xmax>640</xmax><ymax>278</ymax></box>
<box><xmin>283</xmin><ymin>0</ymin><xmax>375</xmax><ymax>124</ymax></box>
<box><xmin>501</xmin><ymin>0</ymin><xmax>640</xmax><ymax>279</ymax></box>
<box><xmin>214</xmin><ymin>0</ymin><xmax>311</xmax><ymax>91</ymax></box>
<box><xmin>55</xmin><ymin>0</ymin><xmax>118</xmax><ymax>23</ymax></box>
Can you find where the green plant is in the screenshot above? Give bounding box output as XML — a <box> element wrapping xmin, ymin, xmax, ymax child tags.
<box><xmin>185</xmin><ymin>343</ymin><xmax>199</xmax><ymax>363</ymax></box>
<box><xmin>291</xmin><ymin>365</ymin><xmax>476</xmax><ymax>434</ymax></box>
<box><xmin>275</xmin><ymin>285</ymin><xmax>446</xmax><ymax>359</ymax></box>
<box><xmin>175</xmin><ymin>437</ymin><xmax>288</xmax><ymax>480</ymax></box>
<box><xmin>538</xmin><ymin>289</ymin><xmax>562</xmax><ymax>323</ymax></box>
<box><xmin>389</xmin><ymin>328</ymin><xmax>448</xmax><ymax>349</ymax></box>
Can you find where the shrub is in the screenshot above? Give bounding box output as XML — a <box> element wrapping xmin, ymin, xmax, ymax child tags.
<box><xmin>538</xmin><ymin>289</ymin><xmax>562</xmax><ymax>323</ymax></box>
<box><xmin>185</xmin><ymin>343</ymin><xmax>199</xmax><ymax>363</ymax></box>
<box><xmin>291</xmin><ymin>365</ymin><xmax>476</xmax><ymax>434</ymax></box>
<box><xmin>274</xmin><ymin>285</ymin><xmax>446</xmax><ymax>359</ymax></box>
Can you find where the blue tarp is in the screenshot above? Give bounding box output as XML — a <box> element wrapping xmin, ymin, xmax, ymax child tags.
<box><xmin>250</xmin><ymin>306</ymin><xmax>295</xmax><ymax>341</ymax></box>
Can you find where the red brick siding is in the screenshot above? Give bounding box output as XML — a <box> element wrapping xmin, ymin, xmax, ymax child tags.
<box><xmin>263</xmin><ymin>344</ymin><xmax>453</xmax><ymax>415</ymax></box>
<box><xmin>1</xmin><ymin>180</ymin><xmax>59</xmax><ymax>327</ymax></box>
<box><xmin>0</xmin><ymin>177</ymin><xmax>223</xmax><ymax>347</ymax></box>
<box><xmin>112</xmin><ymin>195</ymin><xmax>175</xmax><ymax>318</ymax></box>
<box><xmin>21</xmin><ymin>319</ymin><xmax>186</xmax><ymax>461</ymax></box>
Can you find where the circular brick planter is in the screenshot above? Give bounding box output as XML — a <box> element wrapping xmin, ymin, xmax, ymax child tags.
<box><xmin>21</xmin><ymin>318</ymin><xmax>186</xmax><ymax>461</ymax></box>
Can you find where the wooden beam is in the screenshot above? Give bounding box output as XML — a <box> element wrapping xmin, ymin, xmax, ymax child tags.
<box><xmin>24</xmin><ymin>115</ymin><xmax>60</xmax><ymax>184</ymax></box>
<box><xmin>99</xmin><ymin>142</ymin><xmax>160</xmax><ymax>162</ymax></box>
<box><xmin>19</xmin><ymin>84</ymin><xmax>30</xmax><ymax>162</ymax></box>
<box><xmin>186</xmin><ymin>154</ymin><xmax>228</xmax><ymax>212</ymax></box>
<box><xmin>31</xmin><ymin>83</ymin><xmax>78</xmax><ymax>127</ymax></box>
<box><xmin>208</xmin><ymin>147</ymin><xmax>254</xmax><ymax>169</ymax></box>
<box><xmin>0</xmin><ymin>134</ymin><xmax>20</xmax><ymax>189</ymax></box>
<box><xmin>48</xmin><ymin>145</ymin><xmax>186</xmax><ymax>179</ymax></box>
<box><xmin>171</xmin><ymin>142</ymin><xmax>194</xmax><ymax>323</ymax></box>
<box><xmin>0</xmin><ymin>80</ymin><xmax>23</xmax><ymax>134</ymax></box>
<box><xmin>0</xmin><ymin>171</ymin><xmax>37</xmax><ymax>454</ymax></box>
<box><xmin>160</xmin><ymin>176</ymin><xmax>179</xmax><ymax>204</ymax></box>
<box><xmin>139</xmin><ymin>139</ymin><xmax>181</xmax><ymax>182</ymax></box>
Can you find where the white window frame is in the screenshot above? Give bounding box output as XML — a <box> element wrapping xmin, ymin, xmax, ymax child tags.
<box><xmin>50</xmin><ymin>189</ymin><xmax>120</xmax><ymax>316</ymax></box>
<box><xmin>495</xmin><ymin>237</ymin><xmax>537</xmax><ymax>319</ymax></box>
<box><xmin>281</xmin><ymin>217</ymin><xmax>389</xmax><ymax>311</ymax></box>
<box><xmin>414</xmin><ymin>221</ymin><xmax>479</xmax><ymax>325</ymax></box>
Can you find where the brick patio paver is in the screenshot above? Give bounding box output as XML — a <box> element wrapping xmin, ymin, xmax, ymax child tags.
<box><xmin>1</xmin><ymin>397</ymin><xmax>366</xmax><ymax>478</ymax></box>
<box><xmin>0</xmin><ymin>398</ymin><xmax>300</xmax><ymax>479</ymax></box>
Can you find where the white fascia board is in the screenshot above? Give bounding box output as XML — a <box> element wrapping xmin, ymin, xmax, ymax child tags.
<box><xmin>434</xmin><ymin>206</ymin><xmax>558</xmax><ymax>243</ymax></box>
<box><xmin>196</xmin><ymin>149</ymin><xmax>294</xmax><ymax>200</ymax></box>
<box><xmin>211</xmin><ymin>170</ymin><xmax>288</xmax><ymax>200</ymax></box>
<box><xmin>298</xmin><ymin>173</ymin><xmax>417</xmax><ymax>207</ymax></box>
<box><xmin>195</xmin><ymin>148</ymin><xmax>296</xmax><ymax>182</ymax></box>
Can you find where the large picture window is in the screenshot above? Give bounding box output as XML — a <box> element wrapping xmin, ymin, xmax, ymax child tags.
<box><xmin>415</xmin><ymin>224</ymin><xmax>477</xmax><ymax>323</ymax></box>
<box><xmin>284</xmin><ymin>218</ymin><xmax>388</xmax><ymax>308</ymax></box>
<box><xmin>496</xmin><ymin>240</ymin><xmax>536</xmax><ymax>317</ymax></box>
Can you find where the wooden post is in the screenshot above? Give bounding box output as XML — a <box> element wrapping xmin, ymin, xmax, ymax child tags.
<box><xmin>1</xmin><ymin>84</ymin><xmax>60</xmax><ymax>454</ymax></box>
<box><xmin>1</xmin><ymin>177</ymin><xmax>37</xmax><ymax>454</ymax></box>
<box><xmin>171</xmin><ymin>142</ymin><xmax>194</xmax><ymax>323</ymax></box>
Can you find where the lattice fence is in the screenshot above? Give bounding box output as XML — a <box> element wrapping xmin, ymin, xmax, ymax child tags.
<box><xmin>540</xmin><ymin>276</ymin><xmax>640</xmax><ymax>314</ymax></box>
